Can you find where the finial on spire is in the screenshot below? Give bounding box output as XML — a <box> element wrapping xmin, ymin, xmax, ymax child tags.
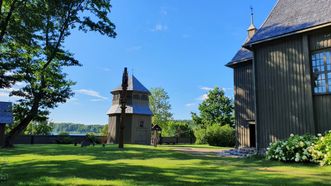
<box><xmin>250</xmin><ymin>6</ymin><xmax>254</xmax><ymax>26</ymax></box>
<box><xmin>247</xmin><ymin>6</ymin><xmax>257</xmax><ymax>39</ymax></box>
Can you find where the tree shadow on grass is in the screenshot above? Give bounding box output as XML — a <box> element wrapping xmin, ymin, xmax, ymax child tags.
<box><xmin>1</xmin><ymin>145</ymin><xmax>331</xmax><ymax>185</ymax></box>
<box><xmin>4</xmin><ymin>159</ymin><xmax>329</xmax><ymax>186</ymax></box>
<box><xmin>1</xmin><ymin>144</ymin><xmax>197</xmax><ymax>161</ymax></box>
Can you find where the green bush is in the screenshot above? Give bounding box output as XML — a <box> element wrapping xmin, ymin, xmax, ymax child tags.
<box><xmin>194</xmin><ymin>125</ymin><xmax>235</xmax><ymax>146</ymax></box>
<box><xmin>205</xmin><ymin>124</ymin><xmax>235</xmax><ymax>147</ymax></box>
<box><xmin>310</xmin><ymin>131</ymin><xmax>331</xmax><ymax>166</ymax></box>
<box><xmin>194</xmin><ymin>128</ymin><xmax>207</xmax><ymax>144</ymax></box>
<box><xmin>162</xmin><ymin>120</ymin><xmax>194</xmax><ymax>138</ymax></box>
<box><xmin>266</xmin><ymin>134</ymin><xmax>316</xmax><ymax>163</ymax></box>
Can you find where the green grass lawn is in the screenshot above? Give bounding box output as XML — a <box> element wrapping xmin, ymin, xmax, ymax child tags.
<box><xmin>0</xmin><ymin>144</ymin><xmax>331</xmax><ymax>186</ymax></box>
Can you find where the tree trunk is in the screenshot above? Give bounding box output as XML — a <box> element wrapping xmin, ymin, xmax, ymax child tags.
<box><xmin>3</xmin><ymin>113</ymin><xmax>34</xmax><ymax>148</ymax></box>
<box><xmin>2</xmin><ymin>97</ymin><xmax>40</xmax><ymax>148</ymax></box>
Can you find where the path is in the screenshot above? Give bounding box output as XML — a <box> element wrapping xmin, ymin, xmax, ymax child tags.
<box><xmin>170</xmin><ymin>146</ymin><xmax>256</xmax><ymax>158</ymax></box>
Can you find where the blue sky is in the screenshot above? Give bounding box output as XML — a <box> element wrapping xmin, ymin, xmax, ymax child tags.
<box><xmin>0</xmin><ymin>0</ymin><xmax>277</xmax><ymax>124</ymax></box>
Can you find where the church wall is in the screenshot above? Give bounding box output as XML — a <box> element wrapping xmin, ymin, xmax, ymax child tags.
<box><xmin>107</xmin><ymin>115</ymin><xmax>117</xmax><ymax>143</ymax></box>
<box><xmin>131</xmin><ymin>115</ymin><xmax>152</xmax><ymax>145</ymax></box>
<box><xmin>107</xmin><ymin>114</ymin><xmax>133</xmax><ymax>144</ymax></box>
<box><xmin>234</xmin><ymin>61</ymin><xmax>255</xmax><ymax>147</ymax></box>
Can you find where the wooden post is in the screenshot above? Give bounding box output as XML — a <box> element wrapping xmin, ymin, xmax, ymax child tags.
<box><xmin>153</xmin><ymin>131</ymin><xmax>157</xmax><ymax>147</ymax></box>
<box><xmin>118</xmin><ymin>68</ymin><xmax>128</xmax><ymax>149</ymax></box>
<box><xmin>0</xmin><ymin>124</ymin><xmax>5</xmax><ymax>147</ymax></box>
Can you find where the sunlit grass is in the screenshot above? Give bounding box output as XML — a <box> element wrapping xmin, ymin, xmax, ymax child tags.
<box><xmin>0</xmin><ymin>144</ymin><xmax>331</xmax><ymax>185</ymax></box>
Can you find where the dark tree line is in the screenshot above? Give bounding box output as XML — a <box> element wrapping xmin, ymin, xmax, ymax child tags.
<box><xmin>53</xmin><ymin>123</ymin><xmax>104</xmax><ymax>135</ymax></box>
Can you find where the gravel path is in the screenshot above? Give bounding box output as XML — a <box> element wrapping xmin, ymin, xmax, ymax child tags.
<box><xmin>171</xmin><ymin>147</ymin><xmax>256</xmax><ymax>158</ymax></box>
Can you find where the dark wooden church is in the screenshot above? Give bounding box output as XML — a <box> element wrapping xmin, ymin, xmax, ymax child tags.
<box><xmin>107</xmin><ymin>75</ymin><xmax>152</xmax><ymax>145</ymax></box>
<box><xmin>227</xmin><ymin>0</ymin><xmax>331</xmax><ymax>150</ymax></box>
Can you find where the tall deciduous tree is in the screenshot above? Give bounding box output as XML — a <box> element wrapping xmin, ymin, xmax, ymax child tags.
<box><xmin>149</xmin><ymin>87</ymin><xmax>173</xmax><ymax>129</ymax></box>
<box><xmin>191</xmin><ymin>87</ymin><xmax>234</xmax><ymax>128</ymax></box>
<box><xmin>2</xmin><ymin>0</ymin><xmax>116</xmax><ymax>147</ymax></box>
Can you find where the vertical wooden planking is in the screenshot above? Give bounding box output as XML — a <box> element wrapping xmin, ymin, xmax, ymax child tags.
<box><xmin>253</xmin><ymin>49</ymin><xmax>259</xmax><ymax>149</ymax></box>
<box><xmin>295</xmin><ymin>39</ymin><xmax>302</xmax><ymax>134</ymax></box>
<box><xmin>285</xmin><ymin>39</ymin><xmax>292</xmax><ymax>136</ymax></box>
<box><xmin>254</xmin><ymin>35</ymin><xmax>315</xmax><ymax>149</ymax></box>
<box><xmin>269</xmin><ymin>47</ymin><xmax>274</xmax><ymax>143</ymax></box>
<box><xmin>233</xmin><ymin>61</ymin><xmax>255</xmax><ymax>147</ymax></box>
<box><xmin>264</xmin><ymin>45</ymin><xmax>269</xmax><ymax>147</ymax></box>
<box><xmin>303</xmin><ymin>34</ymin><xmax>316</xmax><ymax>134</ymax></box>
<box><xmin>314</xmin><ymin>96</ymin><xmax>331</xmax><ymax>133</ymax></box>
<box><xmin>256</xmin><ymin>46</ymin><xmax>263</xmax><ymax>148</ymax></box>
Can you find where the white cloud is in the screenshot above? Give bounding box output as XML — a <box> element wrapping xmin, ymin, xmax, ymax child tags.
<box><xmin>15</xmin><ymin>82</ymin><xmax>26</xmax><ymax>87</ymax></box>
<box><xmin>185</xmin><ymin>103</ymin><xmax>196</xmax><ymax>107</ymax></box>
<box><xmin>75</xmin><ymin>89</ymin><xmax>108</xmax><ymax>100</ymax></box>
<box><xmin>0</xmin><ymin>82</ymin><xmax>26</xmax><ymax>102</ymax></box>
<box><xmin>221</xmin><ymin>87</ymin><xmax>233</xmax><ymax>92</ymax></box>
<box><xmin>0</xmin><ymin>88</ymin><xmax>13</xmax><ymax>93</ymax></box>
<box><xmin>0</xmin><ymin>90</ymin><xmax>21</xmax><ymax>102</ymax></box>
<box><xmin>90</xmin><ymin>98</ymin><xmax>104</xmax><ymax>102</ymax></box>
<box><xmin>66</xmin><ymin>97</ymin><xmax>80</xmax><ymax>105</ymax></box>
<box><xmin>151</xmin><ymin>24</ymin><xmax>168</xmax><ymax>32</ymax></box>
<box><xmin>200</xmin><ymin>86</ymin><xmax>213</xmax><ymax>91</ymax></box>
<box><xmin>0</xmin><ymin>92</ymin><xmax>8</xmax><ymax>97</ymax></box>
<box><xmin>200</xmin><ymin>86</ymin><xmax>233</xmax><ymax>92</ymax></box>
<box><xmin>197</xmin><ymin>93</ymin><xmax>208</xmax><ymax>101</ymax></box>
<box><xmin>68</xmin><ymin>97</ymin><xmax>79</xmax><ymax>102</ymax></box>
<box><xmin>4</xmin><ymin>71</ymin><xmax>14</xmax><ymax>76</ymax></box>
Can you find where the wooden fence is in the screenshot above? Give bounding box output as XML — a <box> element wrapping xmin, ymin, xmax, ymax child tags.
<box><xmin>7</xmin><ymin>135</ymin><xmax>195</xmax><ymax>145</ymax></box>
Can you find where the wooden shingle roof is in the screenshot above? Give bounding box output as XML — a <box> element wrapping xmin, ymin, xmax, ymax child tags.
<box><xmin>112</xmin><ymin>75</ymin><xmax>151</xmax><ymax>94</ymax></box>
<box><xmin>226</xmin><ymin>48</ymin><xmax>253</xmax><ymax>67</ymax></box>
<box><xmin>247</xmin><ymin>0</ymin><xmax>331</xmax><ymax>45</ymax></box>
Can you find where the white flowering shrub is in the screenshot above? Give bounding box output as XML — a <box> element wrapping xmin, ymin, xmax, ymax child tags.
<box><xmin>309</xmin><ymin>130</ymin><xmax>331</xmax><ymax>166</ymax></box>
<box><xmin>266</xmin><ymin>134</ymin><xmax>317</xmax><ymax>163</ymax></box>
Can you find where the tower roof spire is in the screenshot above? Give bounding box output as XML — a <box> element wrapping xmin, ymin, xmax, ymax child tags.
<box><xmin>247</xmin><ymin>6</ymin><xmax>257</xmax><ymax>40</ymax></box>
<box><xmin>248</xmin><ymin>6</ymin><xmax>256</xmax><ymax>30</ymax></box>
<box><xmin>112</xmin><ymin>75</ymin><xmax>151</xmax><ymax>94</ymax></box>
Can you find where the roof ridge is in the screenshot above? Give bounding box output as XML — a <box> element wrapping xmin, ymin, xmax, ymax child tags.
<box><xmin>258</xmin><ymin>0</ymin><xmax>280</xmax><ymax>30</ymax></box>
<box><xmin>245</xmin><ymin>0</ymin><xmax>331</xmax><ymax>45</ymax></box>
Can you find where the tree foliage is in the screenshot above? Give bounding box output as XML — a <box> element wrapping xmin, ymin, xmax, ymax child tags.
<box><xmin>52</xmin><ymin>123</ymin><xmax>104</xmax><ymax>135</ymax></box>
<box><xmin>162</xmin><ymin>120</ymin><xmax>194</xmax><ymax>137</ymax></box>
<box><xmin>191</xmin><ymin>87</ymin><xmax>234</xmax><ymax>128</ymax></box>
<box><xmin>1</xmin><ymin>0</ymin><xmax>116</xmax><ymax>147</ymax></box>
<box><xmin>149</xmin><ymin>87</ymin><xmax>173</xmax><ymax>128</ymax></box>
<box><xmin>24</xmin><ymin>121</ymin><xmax>54</xmax><ymax>135</ymax></box>
<box><xmin>101</xmin><ymin>124</ymin><xmax>109</xmax><ymax>136</ymax></box>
